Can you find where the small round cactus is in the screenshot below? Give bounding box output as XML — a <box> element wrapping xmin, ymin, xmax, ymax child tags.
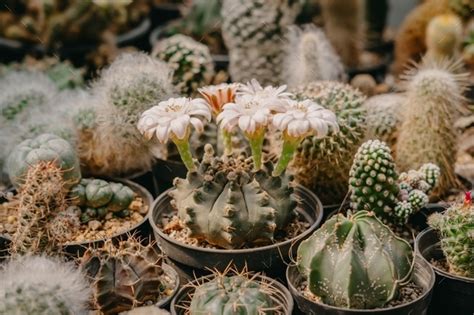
<box><xmin>425</xmin><ymin>13</ymin><xmax>463</xmax><ymax>62</ymax></box>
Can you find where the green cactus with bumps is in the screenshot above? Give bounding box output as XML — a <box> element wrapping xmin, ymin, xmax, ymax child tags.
<box><xmin>80</xmin><ymin>238</ymin><xmax>167</xmax><ymax>315</ymax></box>
<box><xmin>428</xmin><ymin>193</ymin><xmax>474</xmax><ymax>278</ymax></box>
<box><xmin>189</xmin><ymin>274</ymin><xmax>275</xmax><ymax>315</ymax></box>
<box><xmin>169</xmin><ymin>144</ymin><xmax>297</xmax><ymax>249</ymax></box>
<box><xmin>297</xmin><ymin>210</ymin><xmax>414</xmax><ymax>309</ymax></box>
<box><xmin>0</xmin><ymin>255</ymin><xmax>91</xmax><ymax>315</ymax></box>
<box><xmin>425</xmin><ymin>14</ymin><xmax>463</xmax><ymax>62</ymax></box>
<box><xmin>153</xmin><ymin>34</ymin><xmax>215</xmax><ymax>96</ymax></box>
<box><xmin>285</xmin><ymin>81</ymin><xmax>366</xmax><ymax>204</ymax></box>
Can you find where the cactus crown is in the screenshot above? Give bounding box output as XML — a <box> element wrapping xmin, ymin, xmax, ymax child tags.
<box><xmin>169</xmin><ymin>144</ymin><xmax>297</xmax><ymax>249</ymax></box>
<box><xmin>428</xmin><ymin>193</ymin><xmax>474</xmax><ymax>278</ymax></box>
<box><xmin>80</xmin><ymin>238</ymin><xmax>166</xmax><ymax>315</ymax></box>
<box><xmin>0</xmin><ymin>255</ymin><xmax>91</xmax><ymax>315</ymax></box>
<box><xmin>297</xmin><ymin>210</ymin><xmax>414</xmax><ymax>309</ymax></box>
<box><xmin>425</xmin><ymin>14</ymin><xmax>463</xmax><ymax>61</ymax></box>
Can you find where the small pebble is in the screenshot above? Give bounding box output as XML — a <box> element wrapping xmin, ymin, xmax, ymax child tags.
<box><xmin>88</xmin><ymin>220</ymin><xmax>102</xmax><ymax>231</ymax></box>
<box><xmin>7</xmin><ymin>216</ymin><xmax>15</xmax><ymax>224</ymax></box>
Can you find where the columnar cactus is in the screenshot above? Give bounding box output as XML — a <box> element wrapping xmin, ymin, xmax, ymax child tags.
<box><xmin>0</xmin><ymin>255</ymin><xmax>91</xmax><ymax>315</ymax></box>
<box><xmin>170</xmin><ymin>144</ymin><xmax>297</xmax><ymax>249</ymax></box>
<box><xmin>396</xmin><ymin>59</ymin><xmax>468</xmax><ymax>196</ymax></box>
<box><xmin>221</xmin><ymin>0</ymin><xmax>302</xmax><ymax>85</ymax></box>
<box><xmin>284</xmin><ymin>25</ymin><xmax>346</xmax><ymax>87</ymax></box>
<box><xmin>428</xmin><ymin>192</ymin><xmax>474</xmax><ymax>278</ymax></box>
<box><xmin>287</xmin><ymin>81</ymin><xmax>366</xmax><ymax>203</ymax></box>
<box><xmin>425</xmin><ymin>14</ymin><xmax>463</xmax><ymax>62</ymax></box>
<box><xmin>80</xmin><ymin>238</ymin><xmax>166</xmax><ymax>315</ymax></box>
<box><xmin>297</xmin><ymin>210</ymin><xmax>414</xmax><ymax>309</ymax></box>
<box><xmin>153</xmin><ymin>34</ymin><xmax>215</xmax><ymax>96</ymax></box>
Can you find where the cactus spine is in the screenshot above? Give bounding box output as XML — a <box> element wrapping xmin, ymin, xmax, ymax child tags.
<box><xmin>428</xmin><ymin>193</ymin><xmax>474</xmax><ymax>278</ymax></box>
<box><xmin>297</xmin><ymin>210</ymin><xmax>414</xmax><ymax>309</ymax></box>
<box><xmin>396</xmin><ymin>59</ymin><xmax>468</xmax><ymax>196</ymax></box>
<box><xmin>425</xmin><ymin>14</ymin><xmax>463</xmax><ymax>62</ymax></box>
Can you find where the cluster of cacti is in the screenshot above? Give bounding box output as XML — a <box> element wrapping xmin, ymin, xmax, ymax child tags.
<box><xmin>428</xmin><ymin>192</ymin><xmax>474</xmax><ymax>278</ymax></box>
<box><xmin>319</xmin><ymin>0</ymin><xmax>363</xmax><ymax>68</ymax></box>
<box><xmin>170</xmin><ymin>144</ymin><xmax>297</xmax><ymax>249</ymax></box>
<box><xmin>349</xmin><ymin>140</ymin><xmax>440</xmax><ymax>225</ymax></box>
<box><xmin>284</xmin><ymin>25</ymin><xmax>346</xmax><ymax>87</ymax></box>
<box><xmin>297</xmin><ymin>210</ymin><xmax>414</xmax><ymax>309</ymax></box>
<box><xmin>80</xmin><ymin>238</ymin><xmax>166</xmax><ymax>315</ymax></box>
<box><xmin>70</xmin><ymin>178</ymin><xmax>135</xmax><ymax>223</ymax></box>
<box><xmin>153</xmin><ymin>34</ymin><xmax>215</xmax><ymax>96</ymax></box>
<box><xmin>396</xmin><ymin>59</ymin><xmax>468</xmax><ymax>197</ymax></box>
<box><xmin>286</xmin><ymin>81</ymin><xmax>366</xmax><ymax>204</ymax></box>
<box><xmin>221</xmin><ymin>0</ymin><xmax>302</xmax><ymax>85</ymax></box>
<box><xmin>363</xmin><ymin>93</ymin><xmax>405</xmax><ymax>149</ymax></box>
<box><xmin>0</xmin><ymin>255</ymin><xmax>91</xmax><ymax>315</ymax></box>
<box><xmin>77</xmin><ymin>52</ymin><xmax>174</xmax><ymax>177</ymax></box>
<box><xmin>425</xmin><ymin>14</ymin><xmax>463</xmax><ymax>62</ymax></box>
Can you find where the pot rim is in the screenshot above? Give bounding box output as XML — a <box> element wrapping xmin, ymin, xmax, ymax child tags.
<box><xmin>170</xmin><ymin>272</ymin><xmax>294</xmax><ymax>315</ymax></box>
<box><xmin>415</xmin><ymin>227</ymin><xmax>474</xmax><ymax>283</ymax></box>
<box><xmin>285</xmin><ymin>255</ymin><xmax>436</xmax><ymax>313</ymax></box>
<box><xmin>156</xmin><ymin>263</ymin><xmax>181</xmax><ymax>308</ymax></box>
<box><xmin>148</xmin><ymin>184</ymin><xmax>323</xmax><ymax>254</ymax></box>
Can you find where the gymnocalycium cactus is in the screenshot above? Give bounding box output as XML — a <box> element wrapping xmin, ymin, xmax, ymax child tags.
<box><xmin>425</xmin><ymin>14</ymin><xmax>463</xmax><ymax>62</ymax></box>
<box><xmin>153</xmin><ymin>34</ymin><xmax>215</xmax><ymax>96</ymax></box>
<box><xmin>428</xmin><ymin>192</ymin><xmax>474</xmax><ymax>278</ymax></box>
<box><xmin>80</xmin><ymin>238</ymin><xmax>167</xmax><ymax>315</ymax></box>
<box><xmin>138</xmin><ymin>80</ymin><xmax>338</xmax><ymax>249</ymax></box>
<box><xmin>6</xmin><ymin>133</ymin><xmax>81</xmax><ymax>188</ymax></box>
<box><xmin>0</xmin><ymin>255</ymin><xmax>91</xmax><ymax>315</ymax></box>
<box><xmin>297</xmin><ymin>210</ymin><xmax>414</xmax><ymax>309</ymax></box>
<box><xmin>349</xmin><ymin>140</ymin><xmax>440</xmax><ymax>225</ymax></box>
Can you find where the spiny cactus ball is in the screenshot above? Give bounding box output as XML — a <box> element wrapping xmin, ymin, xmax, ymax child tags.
<box><xmin>153</xmin><ymin>34</ymin><xmax>215</xmax><ymax>96</ymax></box>
<box><xmin>0</xmin><ymin>255</ymin><xmax>91</xmax><ymax>315</ymax></box>
<box><xmin>425</xmin><ymin>13</ymin><xmax>463</xmax><ymax>62</ymax></box>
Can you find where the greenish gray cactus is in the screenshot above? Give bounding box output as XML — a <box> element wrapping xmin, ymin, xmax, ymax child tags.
<box><xmin>297</xmin><ymin>210</ymin><xmax>414</xmax><ymax>309</ymax></box>
<box><xmin>0</xmin><ymin>255</ymin><xmax>91</xmax><ymax>315</ymax></box>
<box><xmin>6</xmin><ymin>133</ymin><xmax>81</xmax><ymax>188</ymax></box>
<box><xmin>428</xmin><ymin>193</ymin><xmax>474</xmax><ymax>278</ymax></box>
<box><xmin>169</xmin><ymin>144</ymin><xmax>297</xmax><ymax>249</ymax></box>
<box><xmin>153</xmin><ymin>34</ymin><xmax>215</xmax><ymax>96</ymax></box>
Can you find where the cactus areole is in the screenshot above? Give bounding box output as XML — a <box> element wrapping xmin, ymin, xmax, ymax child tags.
<box><xmin>297</xmin><ymin>211</ymin><xmax>414</xmax><ymax>309</ymax></box>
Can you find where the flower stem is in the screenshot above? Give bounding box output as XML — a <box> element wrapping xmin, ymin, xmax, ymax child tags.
<box><xmin>273</xmin><ymin>135</ymin><xmax>301</xmax><ymax>176</ymax></box>
<box><xmin>222</xmin><ymin>129</ymin><xmax>233</xmax><ymax>156</ymax></box>
<box><xmin>246</xmin><ymin>128</ymin><xmax>265</xmax><ymax>170</ymax></box>
<box><xmin>173</xmin><ymin>137</ymin><xmax>195</xmax><ymax>172</ymax></box>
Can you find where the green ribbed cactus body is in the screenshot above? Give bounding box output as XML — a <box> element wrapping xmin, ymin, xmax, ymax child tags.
<box><xmin>190</xmin><ymin>275</ymin><xmax>274</xmax><ymax>315</ymax></box>
<box><xmin>428</xmin><ymin>197</ymin><xmax>474</xmax><ymax>278</ymax></box>
<box><xmin>297</xmin><ymin>211</ymin><xmax>414</xmax><ymax>309</ymax></box>
<box><xmin>169</xmin><ymin>145</ymin><xmax>297</xmax><ymax>249</ymax></box>
<box><xmin>289</xmin><ymin>81</ymin><xmax>366</xmax><ymax>204</ymax></box>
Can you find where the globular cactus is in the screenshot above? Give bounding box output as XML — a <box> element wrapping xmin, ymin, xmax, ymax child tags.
<box><xmin>425</xmin><ymin>14</ymin><xmax>463</xmax><ymax>62</ymax></box>
<box><xmin>153</xmin><ymin>34</ymin><xmax>215</xmax><ymax>96</ymax></box>
<box><xmin>363</xmin><ymin>93</ymin><xmax>405</xmax><ymax>149</ymax></box>
<box><xmin>396</xmin><ymin>59</ymin><xmax>468</xmax><ymax>196</ymax></box>
<box><xmin>297</xmin><ymin>210</ymin><xmax>414</xmax><ymax>309</ymax></box>
<box><xmin>169</xmin><ymin>144</ymin><xmax>297</xmax><ymax>249</ymax></box>
<box><xmin>319</xmin><ymin>0</ymin><xmax>363</xmax><ymax>68</ymax></box>
<box><xmin>80</xmin><ymin>238</ymin><xmax>166</xmax><ymax>315</ymax></box>
<box><xmin>350</xmin><ymin>74</ymin><xmax>377</xmax><ymax>97</ymax></box>
<box><xmin>286</xmin><ymin>81</ymin><xmax>366</xmax><ymax>204</ymax></box>
<box><xmin>6</xmin><ymin>133</ymin><xmax>81</xmax><ymax>188</ymax></box>
<box><xmin>0</xmin><ymin>255</ymin><xmax>91</xmax><ymax>315</ymax></box>
<box><xmin>47</xmin><ymin>207</ymin><xmax>82</xmax><ymax>245</ymax></box>
<box><xmin>221</xmin><ymin>0</ymin><xmax>302</xmax><ymax>85</ymax></box>
<box><xmin>79</xmin><ymin>52</ymin><xmax>175</xmax><ymax>177</ymax></box>
<box><xmin>428</xmin><ymin>192</ymin><xmax>474</xmax><ymax>278</ymax></box>
<box><xmin>284</xmin><ymin>24</ymin><xmax>346</xmax><ymax>87</ymax></box>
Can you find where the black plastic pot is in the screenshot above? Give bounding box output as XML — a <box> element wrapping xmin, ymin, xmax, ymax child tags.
<box><xmin>152</xmin><ymin>158</ymin><xmax>187</xmax><ymax>193</ymax></box>
<box><xmin>149</xmin><ymin>185</ymin><xmax>323</xmax><ymax>274</ymax></box>
<box><xmin>170</xmin><ymin>273</ymin><xmax>294</xmax><ymax>315</ymax></box>
<box><xmin>415</xmin><ymin>228</ymin><xmax>474</xmax><ymax>315</ymax></box>
<box><xmin>286</xmin><ymin>255</ymin><xmax>435</xmax><ymax>315</ymax></box>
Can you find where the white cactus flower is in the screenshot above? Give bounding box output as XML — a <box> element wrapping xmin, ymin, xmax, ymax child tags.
<box><xmin>237</xmin><ymin>79</ymin><xmax>293</xmax><ymax>112</ymax></box>
<box><xmin>273</xmin><ymin>99</ymin><xmax>339</xmax><ymax>138</ymax></box>
<box><xmin>138</xmin><ymin>97</ymin><xmax>211</xmax><ymax>143</ymax></box>
<box><xmin>198</xmin><ymin>83</ymin><xmax>240</xmax><ymax>116</ymax></box>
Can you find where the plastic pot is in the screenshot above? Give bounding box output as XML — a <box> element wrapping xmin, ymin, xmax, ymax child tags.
<box><xmin>149</xmin><ymin>185</ymin><xmax>323</xmax><ymax>273</ymax></box>
<box><xmin>170</xmin><ymin>273</ymin><xmax>294</xmax><ymax>315</ymax></box>
<box><xmin>415</xmin><ymin>228</ymin><xmax>474</xmax><ymax>315</ymax></box>
<box><xmin>286</xmin><ymin>255</ymin><xmax>435</xmax><ymax>315</ymax></box>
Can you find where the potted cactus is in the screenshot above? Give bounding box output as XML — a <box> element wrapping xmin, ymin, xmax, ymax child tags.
<box><xmin>171</xmin><ymin>267</ymin><xmax>293</xmax><ymax>315</ymax></box>
<box><xmin>142</xmin><ymin>80</ymin><xmax>337</xmax><ymax>272</ymax></box>
<box><xmin>286</xmin><ymin>210</ymin><xmax>436</xmax><ymax>314</ymax></box>
<box><xmin>415</xmin><ymin>192</ymin><xmax>474</xmax><ymax>315</ymax></box>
